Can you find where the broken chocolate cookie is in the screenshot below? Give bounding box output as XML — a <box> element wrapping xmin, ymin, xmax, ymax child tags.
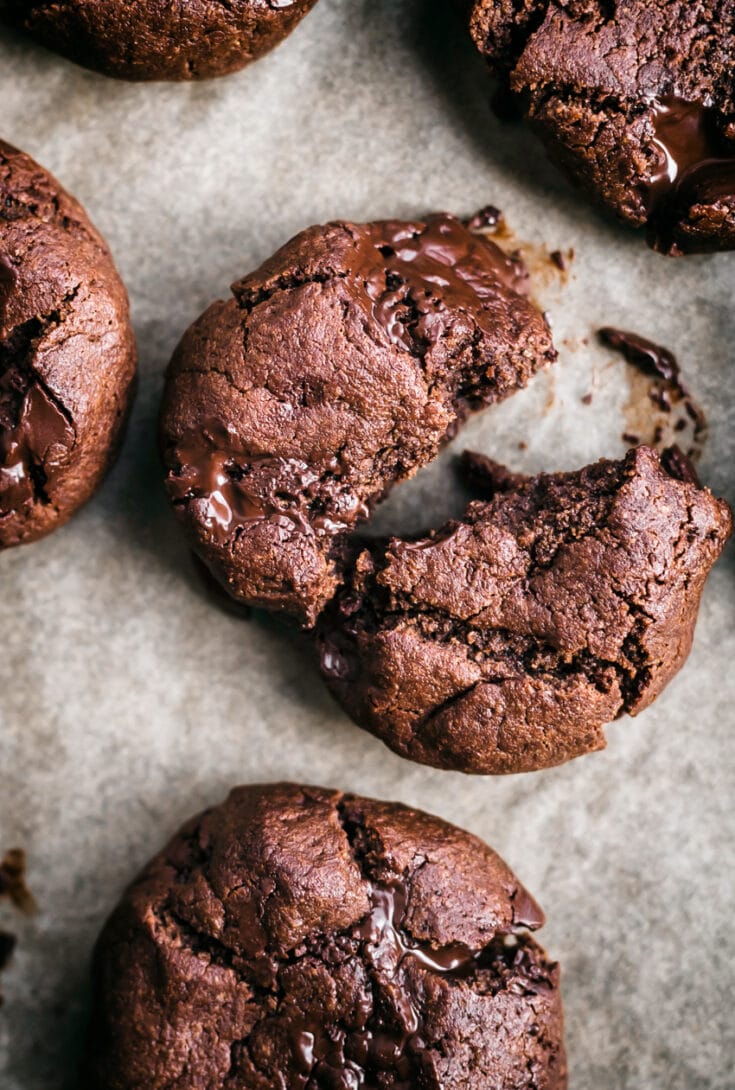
<box><xmin>462</xmin><ymin>0</ymin><xmax>735</xmax><ymax>252</ymax></box>
<box><xmin>85</xmin><ymin>782</ymin><xmax>567</xmax><ymax>1089</ymax></box>
<box><xmin>0</xmin><ymin>141</ymin><xmax>137</xmax><ymax>547</ymax></box>
<box><xmin>160</xmin><ymin>213</ymin><xmax>555</xmax><ymax>626</ymax></box>
<box><xmin>318</xmin><ymin>446</ymin><xmax>731</xmax><ymax>774</ymax></box>
<box><xmin>0</xmin><ymin>0</ymin><xmax>319</xmax><ymax>81</ymax></box>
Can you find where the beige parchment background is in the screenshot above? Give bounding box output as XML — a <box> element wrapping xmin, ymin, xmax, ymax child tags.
<box><xmin>0</xmin><ymin>2</ymin><xmax>733</xmax><ymax>1087</ymax></box>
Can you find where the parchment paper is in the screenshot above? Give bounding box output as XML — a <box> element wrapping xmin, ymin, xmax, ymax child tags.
<box><xmin>1</xmin><ymin>2</ymin><xmax>733</xmax><ymax>1087</ymax></box>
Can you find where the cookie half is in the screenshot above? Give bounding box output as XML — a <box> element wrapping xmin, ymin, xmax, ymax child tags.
<box><xmin>318</xmin><ymin>446</ymin><xmax>732</xmax><ymax>773</ymax></box>
<box><xmin>160</xmin><ymin>213</ymin><xmax>555</xmax><ymax>626</ymax></box>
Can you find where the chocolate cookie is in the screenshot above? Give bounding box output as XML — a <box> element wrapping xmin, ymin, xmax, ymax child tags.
<box><xmin>462</xmin><ymin>0</ymin><xmax>735</xmax><ymax>253</ymax></box>
<box><xmin>317</xmin><ymin>446</ymin><xmax>732</xmax><ymax>774</ymax></box>
<box><xmin>160</xmin><ymin>213</ymin><xmax>555</xmax><ymax>626</ymax></box>
<box><xmin>0</xmin><ymin>141</ymin><xmax>136</xmax><ymax>548</ymax></box>
<box><xmin>0</xmin><ymin>0</ymin><xmax>319</xmax><ymax>81</ymax></box>
<box><xmin>85</xmin><ymin>782</ymin><xmax>567</xmax><ymax>1089</ymax></box>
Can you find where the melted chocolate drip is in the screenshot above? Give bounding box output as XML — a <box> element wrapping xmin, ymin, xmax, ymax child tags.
<box><xmin>319</xmin><ymin>634</ymin><xmax>356</xmax><ymax>683</ymax></box>
<box><xmin>169</xmin><ymin>421</ymin><xmax>368</xmax><ymax>545</ymax></box>
<box><xmin>281</xmin><ymin>877</ymin><xmax>545</xmax><ymax>1089</ymax></box>
<box><xmin>358</xmin><ymin>214</ymin><xmax>529</xmax><ymax>354</ymax></box>
<box><xmin>646</xmin><ymin>96</ymin><xmax>735</xmax><ymax>250</ymax></box>
<box><xmin>599</xmin><ymin>327</ymin><xmax>679</xmax><ymax>384</ymax></box>
<box><xmin>0</xmin><ymin>311</ymin><xmax>75</xmax><ymax>515</ymax></box>
<box><xmin>598</xmin><ymin>327</ymin><xmax>707</xmax><ymax>458</ymax></box>
<box><xmin>0</xmin><ymin>384</ymin><xmax>73</xmax><ymax>512</ymax></box>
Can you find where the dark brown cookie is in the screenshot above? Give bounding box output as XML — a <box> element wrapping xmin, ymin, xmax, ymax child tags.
<box><xmin>85</xmin><ymin>782</ymin><xmax>567</xmax><ymax>1089</ymax></box>
<box><xmin>0</xmin><ymin>141</ymin><xmax>136</xmax><ymax>548</ymax></box>
<box><xmin>317</xmin><ymin>446</ymin><xmax>732</xmax><ymax>774</ymax></box>
<box><xmin>463</xmin><ymin>0</ymin><xmax>735</xmax><ymax>253</ymax></box>
<box><xmin>160</xmin><ymin>213</ymin><xmax>555</xmax><ymax>627</ymax></box>
<box><xmin>0</xmin><ymin>0</ymin><xmax>319</xmax><ymax>81</ymax></box>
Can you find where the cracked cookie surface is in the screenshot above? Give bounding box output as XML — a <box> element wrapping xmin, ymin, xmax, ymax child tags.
<box><xmin>462</xmin><ymin>0</ymin><xmax>735</xmax><ymax>252</ymax></box>
<box><xmin>0</xmin><ymin>141</ymin><xmax>136</xmax><ymax>548</ymax></box>
<box><xmin>317</xmin><ymin>446</ymin><xmax>732</xmax><ymax>774</ymax></box>
<box><xmin>85</xmin><ymin>782</ymin><xmax>567</xmax><ymax>1089</ymax></box>
<box><xmin>0</xmin><ymin>0</ymin><xmax>319</xmax><ymax>81</ymax></box>
<box><xmin>160</xmin><ymin>213</ymin><xmax>555</xmax><ymax>627</ymax></box>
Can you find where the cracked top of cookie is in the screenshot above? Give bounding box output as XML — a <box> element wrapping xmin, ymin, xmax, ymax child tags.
<box><xmin>160</xmin><ymin>213</ymin><xmax>555</xmax><ymax>627</ymax></box>
<box><xmin>318</xmin><ymin>446</ymin><xmax>732</xmax><ymax>773</ymax></box>
<box><xmin>85</xmin><ymin>782</ymin><xmax>567</xmax><ymax>1089</ymax></box>
<box><xmin>0</xmin><ymin>0</ymin><xmax>320</xmax><ymax>81</ymax></box>
<box><xmin>0</xmin><ymin>141</ymin><xmax>136</xmax><ymax>547</ymax></box>
<box><xmin>465</xmin><ymin>0</ymin><xmax>735</xmax><ymax>252</ymax></box>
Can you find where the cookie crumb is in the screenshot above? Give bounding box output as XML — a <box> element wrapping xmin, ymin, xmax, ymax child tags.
<box><xmin>465</xmin><ymin>205</ymin><xmax>504</xmax><ymax>232</ymax></box>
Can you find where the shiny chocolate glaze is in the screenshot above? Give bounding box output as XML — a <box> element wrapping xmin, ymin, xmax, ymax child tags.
<box><xmin>647</xmin><ymin>95</ymin><xmax>735</xmax><ymax>249</ymax></box>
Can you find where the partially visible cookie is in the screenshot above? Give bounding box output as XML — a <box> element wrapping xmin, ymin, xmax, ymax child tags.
<box><xmin>160</xmin><ymin>213</ymin><xmax>555</xmax><ymax>627</ymax></box>
<box><xmin>463</xmin><ymin>0</ymin><xmax>735</xmax><ymax>253</ymax></box>
<box><xmin>318</xmin><ymin>446</ymin><xmax>732</xmax><ymax>774</ymax></box>
<box><xmin>0</xmin><ymin>0</ymin><xmax>319</xmax><ymax>81</ymax></box>
<box><xmin>85</xmin><ymin>782</ymin><xmax>567</xmax><ymax>1089</ymax></box>
<box><xmin>0</xmin><ymin>141</ymin><xmax>136</xmax><ymax>548</ymax></box>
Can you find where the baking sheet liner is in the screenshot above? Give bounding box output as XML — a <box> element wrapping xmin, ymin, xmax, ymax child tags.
<box><xmin>0</xmin><ymin>2</ymin><xmax>733</xmax><ymax>1086</ymax></box>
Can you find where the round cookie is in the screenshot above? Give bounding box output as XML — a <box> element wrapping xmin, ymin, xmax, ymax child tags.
<box><xmin>0</xmin><ymin>141</ymin><xmax>137</xmax><ymax>548</ymax></box>
<box><xmin>0</xmin><ymin>0</ymin><xmax>319</xmax><ymax>81</ymax></box>
<box><xmin>85</xmin><ymin>782</ymin><xmax>567</xmax><ymax>1089</ymax></box>
<box><xmin>317</xmin><ymin>446</ymin><xmax>732</xmax><ymax>774</ymax></box>
<box><xmin>160</xmin><ymin>213</ymin><xmax>555</xmax><ymax>626</ymax></box>
<box><xmin>462</xmin><ymin>0</ymin><xmax>735</xmax><ymax>253</ymax></box>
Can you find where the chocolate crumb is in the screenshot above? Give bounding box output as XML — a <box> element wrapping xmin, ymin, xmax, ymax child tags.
<box><xmin>660</xmin><ymin>445</ymin><xmax>700</xmax><ymax>486</ymax></box>
<box><xmin>466</xmin><ymin>205</ymin><xmax>504</xmax><ymax>232</ymax></box>
<box><xmin>0</xmin><ymin>850</ymin><xmax>35</xmax><ymax>914</ymax></box>
<box><xmin>598</xmin><ymin>327</ymin><xmax>679</xmax><ymax>383</ymax></box>
<box><xmin>549</xmin><ymin>250</ymin><xmax>566</xmax><ymax>271</ymax></box>
<box><xmin>622</xmin><ymin>432</ymin><xmax>640</xmax><ymax>445</ymax></box>
<box><xmin>581</xmin><ymin>392</ymin><xmax>593</xmax><ymax>405</ymax></box>
<box><xmin>599</xmin><ymin>327</ymin><xmax>707</xmax><ymax>459</ymax></box>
